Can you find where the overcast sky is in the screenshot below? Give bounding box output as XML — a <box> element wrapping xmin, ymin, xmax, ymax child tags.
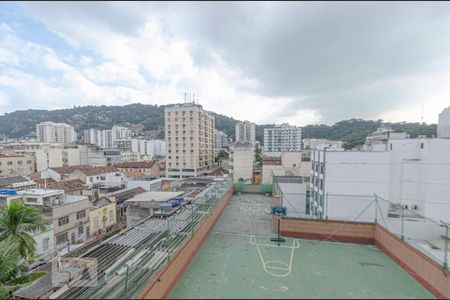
<box><xmin>0</xmin><ymin>2</ymin><xmax>449</xmax><ymax>125</ymax></box>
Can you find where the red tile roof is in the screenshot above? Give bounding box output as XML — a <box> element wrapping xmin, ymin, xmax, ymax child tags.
<box><xmin>132</xmin><ymin>186</ymin><xmax>146</xmax><ymax>196</ymax></box>
<box><xmin>34</xmin><ymin>177</ymin><xmax>56</xmax><ymax>185</ymax></box>
<box><xmin>116</xmin><ymin>161</ymin><xmax>154</xmax><ymax>168</ymax></box>
<box><xmin>36</xmin><ymin>179</ymin><xmax>85</xmax><ymax>192</ymax></box>
<box><xmin>28</xmin><ymin>172</ymin><xmax>41</xmax><ymax>180</ymax></box>
<box><xmin>124</xmin><ymin>170</ymin><xmax>146</xmax><ymax>177</ymax></box>
<box><xmin>50</xmin><ymin>165</ymin><xmax>119</xmax><ymax>176</ymax></box>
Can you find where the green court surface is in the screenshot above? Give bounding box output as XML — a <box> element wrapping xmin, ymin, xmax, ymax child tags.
<box><xmin>170</xmin><ymin>232</ymin><xmax>434</xmax><ymax>299</ymax></box>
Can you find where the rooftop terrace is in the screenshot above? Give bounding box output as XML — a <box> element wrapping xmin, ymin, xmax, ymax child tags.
<box><xmin>170</xmin><ymin>193</ymin><xmax>434</xmax><ymax>299</ymax></box>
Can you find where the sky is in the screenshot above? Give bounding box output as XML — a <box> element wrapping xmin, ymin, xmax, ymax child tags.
<box><xmin>0</xmin><ymin>1</ymin><xmax>449</xmax><ymax>125</ymax></box>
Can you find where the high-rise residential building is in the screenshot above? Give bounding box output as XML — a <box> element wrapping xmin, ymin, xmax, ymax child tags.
<box><xmin>214</xmin><ymin>130</ymin><xmax>229</xmax><ymax>150</ymax></box>
<box><xmin>165</xmin><ymin>103</ymin><xmax>215</xmax><ymax>178</ymax></box>
<box><xmin>131</xmin><ymin>139</ymin><xmax>166</xmax><ymax>158</ymax></box>
<box><xmin>235</xmin><ymin>121</ymin><xmax>255</xmax><ymax>145</ymax></box>
<box><xmin>437</xmin><ymin>106</ymin><xmax>450</xmax><ymax>138</ymax></box>
<box><xmin>263</xmin><ymin>123</ymin><xmax>302</xmax><ymax>153</ymax></box>
<box><xmin>111</xmin><ymin>126</ymin><xmax>132</xmax><ymax>141</ymax></box>
<box><xmin>83</xmin><ymin>127</ymin><xmax>127</xmax><ymax>149</ymax></box>
<box><xmin>36</xmin><ymin>122</ymin><xmax>76</xmax><ymax>144</ymax></box>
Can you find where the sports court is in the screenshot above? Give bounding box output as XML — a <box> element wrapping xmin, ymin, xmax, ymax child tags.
<box><xmin>169</xmin><ymin>193</ymin><xmax>434</xmax><ymax>299</ymax></box>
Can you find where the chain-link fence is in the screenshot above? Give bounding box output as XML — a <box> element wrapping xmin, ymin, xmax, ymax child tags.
<box><xmin>55</xmin><ymin>179</ymin><xmax>234</xmax><ymax>299</ymax></box>
<box><xmin>272</xmin><ymin>179</ymin><xmax>449</xmax><ymax>271</ymax></box>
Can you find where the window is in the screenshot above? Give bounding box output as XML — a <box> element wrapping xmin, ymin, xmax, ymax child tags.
<box><xmin>27</xmin><ymin>160</ymin><xmax>32</xmax><ymax>164</ymax></box>
<box><xmin>43</xmin><ymin>237</ymin><xmax>49</xmax><ymax>251</ymax></box>
<box><xmin>90</xmin><ymin>177</ymin><xmax>93</xmax><ymax>182</ymax></box>
<box><xmin>78</xmin><ymin>226</ymin><xmax>84</xmax><ymax>235</ymax></box>
<box><xmin>390</xmin><ymin>143</ymin><xmax>393</xmax><ymax>150</ymax></box>
<box><xmin>109</xmin><ymin>210</ymin><xmax>114</xmax><ymax>221</ymax></box>
<box><xmin>100</xmin><ymin>176</ymin><xmax>106</xmax><ymax>180</ymax></box>
<box><xmin>17</xmin><ymin>160</ymin><xmax>22</xmax><ymax>165</ymax></box>
<box><xmin>56</xmin><ymin>232</ymin><xmax>68</xmax><ymax>245</ymax></box>
<box><xmin>7</xmin><ymin>161</ymin><xmax>12</xmax><ymax>165</ymax></box>
<box><xmin>76</xmin><ymin>210</ymin><xmax>86</xmax><ymax>219</ymax></box>
<box><xmin>58</xmin><ymin>216</ymin><xmax>69</xmax><ymax>226</ymax></box>
<box><xmin>26</xmin><ymin>197</ymin><xmax>38</xmax><ymax>203</ymax></box>
<box><xmin>94</xmin><ymin>216</ymin><xmax>99</xmax><ymax>228</ymax></box>
<box><xmin>420</xmin><ymin>143</ymin><xmax>424</xmax><ymax>149</ymax></box>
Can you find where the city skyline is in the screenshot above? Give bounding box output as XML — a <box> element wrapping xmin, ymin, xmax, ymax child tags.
<box><xmin>1</xmin><ymin>2</ymin><xmax>450</xmax><ymax>126</ymax></box>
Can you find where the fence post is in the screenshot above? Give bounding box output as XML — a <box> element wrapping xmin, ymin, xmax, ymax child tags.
<box><xmin>325</xmin><ymin>193</ymin><xmax>329</xmax><ymax>220</ymax></box>
<box><xmin>401</xmin><ymin>206</ymin><xmax>405</xmax><ymax>241</ymax></box>
<box><xmin>444</xmin><ymin>223</ymin><xmax>449</xmax><ymax>270</ymax></box>
<box><xmin>374</xmin><ymin>194</ymin><xmax>378</xmax><ymax>224</ymax></box>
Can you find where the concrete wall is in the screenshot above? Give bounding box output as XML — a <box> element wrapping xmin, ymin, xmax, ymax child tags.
<box><xmin>139</xmin><ymin>187</ymin><xmax>233</xmax><ymax>299</ymax></box>
<box><xmin>280</xmin><ymin>217</ymin><xmax>375</xmax><ymax>244</ymax></box>
<box><xmin>278</xmin><ymin>217</ymin><xmax>450</xmax><ymax>299</ymax></box>
<box><xmin>375</xmin><ymin>224</ymin><xmax>450</xmax><ymax>299</ymax></box>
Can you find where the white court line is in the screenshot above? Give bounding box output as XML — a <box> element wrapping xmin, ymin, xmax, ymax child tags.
<box><xmin>249</xmin><ymin>235</ymin><xmax>300</xmax><ymax>278</ymax></box>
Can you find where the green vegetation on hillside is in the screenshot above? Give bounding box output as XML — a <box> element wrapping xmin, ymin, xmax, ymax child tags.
<box><xmin>0</xmin><ymin>104</ymin><xmax>437</xmax><ymax>149</ymax></box>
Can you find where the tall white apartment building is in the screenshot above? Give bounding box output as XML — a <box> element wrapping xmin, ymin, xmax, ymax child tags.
<box><xmin>264</xmin><ymin>123</ymin><xmax>302</xmax><ymax>153</ymax></box>
<box><xmin>235</xmin><ymin>121</ymin><xmax>255</xmax><ymax>145</ymax></box>
<box><xmin>36</xmin><ymin>122</ymin><xmax>76</xmax><ymax>144</ymax></box>
<box><xmin>83</xmin><ymin>126</ymin><xmax>131</xmax><ymax>149</ymax></box>
<box><xmin>131</xmin><ymin>139</ymin><xmax>166</xmax><ymax>158</ymax></box>
<box><xmin>111</xmin><ymin>126</ymin><xmax>132</xmax><ymax>141</ymax></box>
<box><xmin>165</xmin><ymin>103</ymin><xmax>215</xmax><ymax>178</ymax></box>
<box><xmin>438</xmin><ymin>106</ymin><xmax>450</xmax><ymax>138</ymax></box>
<box><xmin>214</xmin><ymin>130</ymin><xmax>229</xmax><ymax>150</ymax></box>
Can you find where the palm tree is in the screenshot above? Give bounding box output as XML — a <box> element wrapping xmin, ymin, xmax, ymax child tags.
<box><xmin>0</xmin><ymin>240</ymin><xmax>45</xmax><ymax>299</ymax></box>
<box><xmin>0</xmin><ymin>201</ymin><xmax>46</xmax><ymax>260</ymax></box>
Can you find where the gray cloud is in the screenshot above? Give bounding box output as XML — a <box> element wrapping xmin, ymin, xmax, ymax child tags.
<box><xmin>17</xmin><ymin>2</ymin><xmax>450</xmax><ymax>123</ymax></box>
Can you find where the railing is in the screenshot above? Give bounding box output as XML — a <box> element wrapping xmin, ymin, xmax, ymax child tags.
<box><xmin>64</xmin><ymin>179</ymin><xmax>234</xmax><ymax>299</ymax></box>
<box><xmin>272</xmin><ymin>179</ymin><xmax>450</xmax><ymax>271</ymax></box>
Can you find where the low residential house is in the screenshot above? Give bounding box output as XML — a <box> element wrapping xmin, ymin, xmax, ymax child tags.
<box><xmin>89</xmin><ymin>198</ymin><xmax>117</xmax><ymax>237</ymax></box>
<box><xmin>41</xmin><ymin>165</ymin><xmax>124</xmax><ymax>186</ymax></box>
<box><xmin>0</xmin><ymin>175</ymin><xmax>37</xmax><ymax>190</ymax></box>
<box><xmin>36</xmin><ymin>179</ymin><xmax>86</xmax><ymax>196</ymax></box>
<box><xmin>5</xmin><ymin>189</ymin><xmax>91</xmax><ymax>254</ymax></box>
<box><xmin>116</xmin><ymin>161</ymin><xmax>161</xmax><ymax>178</ymax></box>
<box><xmin>0</xmin><ymin>154</ymin><xmax>35</xmax><ymax>176</ymax></box>
<box><xmin>124</xmin><ymin>191</ymin><xmax>183</xmax><ymax>227</ymax></box>
<box><xmin>262</xmin><ymin>152</ymin><xmax>311</xmax><ymax>184</ymax></box>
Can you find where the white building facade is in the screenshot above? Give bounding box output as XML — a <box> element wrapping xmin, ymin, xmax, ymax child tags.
<box><xmin>229</xmin><ymin>142</ymin><xmax>254</xmax><ymax>182</ymax></box>
<box><xmin>235</xmin><ymin>121</ymin><xmax>255</xmax><ymax>145</ymax></box>
<box><xmin>438</xmin><ymin>106</ymin><xmax>450</xmax><ymax>138</ymax></box>
<box><xmin>264</xmin><ymin>123</ymin><xmax>302</xmax><ymax>153</ymax></box>
<box><xmin>36</xmin><ymin>122</ymin><xmax>76</xmax><ymax>144</ymax></box>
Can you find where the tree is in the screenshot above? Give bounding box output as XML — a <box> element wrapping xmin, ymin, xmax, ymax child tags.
<box><xmin>0</xmin><ymin>240</ymin><xmax>46</xmax><ymax>299</ymax></box>
<box><xmin>0</xmin><ymin>202</ymin><xmax>46</xmax><ymax>260</ymax></box>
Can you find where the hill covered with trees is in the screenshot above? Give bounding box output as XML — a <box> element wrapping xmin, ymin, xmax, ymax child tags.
<box><xmin>0</xmin><ymin>104</ymin><xmax>436</xmax><ymax>149</ymax></box>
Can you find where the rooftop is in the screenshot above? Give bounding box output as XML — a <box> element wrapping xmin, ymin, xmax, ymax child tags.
<box><xmin>0</xmin><ymin>175</ymin><xmax>31</xmax><ymax>187</ymax></box>
<box><xmin>17</xmin><ymin>188</ymin><xmax>64</xmax><ymax>196</ymax></box>
<box><xmin>49</xmin><ymin>165</ymin><xmax>119</xmax><ymax>176</ymax></box>
<box><xmin>126</xmin><ymin>191</ymin><xmax>184</xmax><ymax>203</ymax></box>
<box><xmin>116</xmin><ymin>161</ymin><xmax>154</xmax><ymax>168</ymax></box>
<box><xmin>170</xmin><ymin>193</ymin><xmax>434</xmax><ymax>299</ymax></box>
<box><xmin>36</xmin><ymin>179</ymin><xmax>85</xmax><ymax>192</ymax></box>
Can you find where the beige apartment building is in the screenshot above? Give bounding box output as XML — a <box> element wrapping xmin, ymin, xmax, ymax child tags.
<box><xmin>0</xmin><ymin>154</ymin><xmax>35</xmax><ymax>176</ymax></box>
<box><xmin>165</xmin><ymin>103</ymin><xmax>215</xmax><ymax>178</ymax></box>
